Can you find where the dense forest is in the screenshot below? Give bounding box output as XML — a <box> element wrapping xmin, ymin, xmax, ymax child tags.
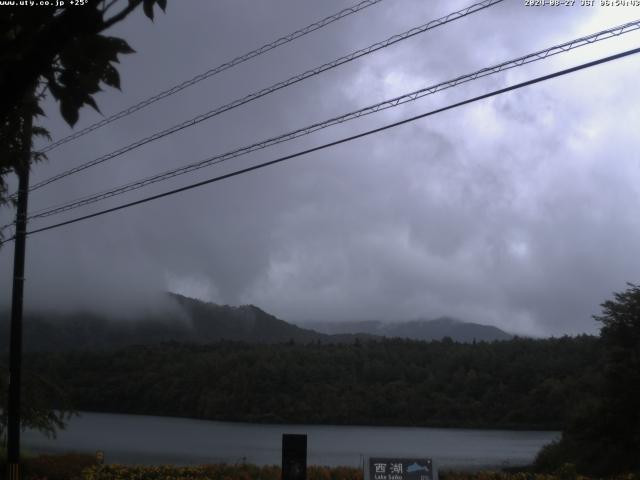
<box><xmin>22</xmin><ymin>335</ymin><xmax>600</xmax><ymax>430</ymax></box>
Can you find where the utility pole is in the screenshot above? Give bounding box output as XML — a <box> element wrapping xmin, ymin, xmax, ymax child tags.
<box><xmin>6</xmin><ymin>107</ymin><xmax>32</xmax><ymax>480</ymax></box>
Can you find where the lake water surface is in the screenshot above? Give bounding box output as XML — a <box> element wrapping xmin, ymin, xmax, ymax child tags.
<box><xmin>23</xmin><ymin>412</ymin><xmax>559</xmax><ymax>469</ymax></box>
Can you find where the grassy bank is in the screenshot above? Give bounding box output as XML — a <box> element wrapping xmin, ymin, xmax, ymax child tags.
<box><xmin>2</xmin><ymin>454</ymin><xmax>639</xmax><ymax>480</ymax></box>
<box><xmin>1</xmin><ymin>456</ymin><xmax>360</xmax><ymax>480</ymax></box>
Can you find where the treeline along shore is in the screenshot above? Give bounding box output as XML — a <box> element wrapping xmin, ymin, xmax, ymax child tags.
<box><xmin>21</xmin><ymin>336</ymin><xmax>600</xmax><ymax>430</ymax></box>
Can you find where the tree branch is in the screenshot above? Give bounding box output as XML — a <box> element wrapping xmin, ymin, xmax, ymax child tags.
<box><xmin>102</xmin><ymin>0</ymin><xmax>142</xmax><ymax>30</ymax></box>
<box><xmin>101</xmin><ymin>0</ymin><xmax>122</xmax><ymax>17</ymax></box>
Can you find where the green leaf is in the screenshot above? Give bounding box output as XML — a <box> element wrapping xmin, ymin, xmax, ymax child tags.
<box><xmin>32</xmin><ymin>126</ymin><xmax>52</xmax><ymax>141</ymax></box>
<box><xmin>102</xmin><ymin>64</ymin><xmax>121</xmax><ymax>90</ymax></box>
<box><xmin>47</xmin><ymin>79</ymin><xmax>63</xmax><ymax>101</ymax></box>
<box><xmin>156</xmin><ymin>0</ymin><xmax>167</xmax><ymax>11</ymax></box>
<box><xmin>74</xmin><ymin>70</ymin><xmax>103</xmax><ymax>96</ymax></box>
<box><xmin>84</xmin><ymin>95</ymin><xmax>100</xmax><ymax>113</ymax></box>
<box><xmin>60</xmin><ymin>97</ymin><xmax>79</xmax><ymax>126</ymax></box>
<box><xmin>143</xmin><ymin>0</ymin><xmax>155</xmax><ymax>20</ymax></box>
<box><xmin>105</xmin><ymin>37</ymin><xmax>135</xmax><ymax>55</ymax></box>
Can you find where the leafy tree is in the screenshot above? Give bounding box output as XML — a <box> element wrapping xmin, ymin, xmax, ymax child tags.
<box><xmin>588</xmin><ymin>282</ymin><xmax>640</xmax><ymax>473</ymax></box>
<box><xmin>0</xmin><ymin>0</ymin><xmax>167</xmax><ymax>211</ymax></box>
<box><xmin>536</xmin><ymin>283</ymin><xmax>640</xmax><ymax>475</ymax></box>
<box><xmin>0</xmin><ymin>363</ymin><xmax>74</xmax><ymax>441</ymax></box>
<box><xmin>0</xmin><ymin>0</ymin><xmax>167</xmax><ymax>439</ymax></box>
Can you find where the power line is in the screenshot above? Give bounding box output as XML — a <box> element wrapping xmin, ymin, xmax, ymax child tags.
<box><xmin>37</xmin><ymin>0</ymin><xmax>386</xmax><ymax>154</ymax></box>
<box><xmin>24</xmin><ymin>19</ymin><xmax>640</xmax><ymax>222</ymax></box>
<box><xmin>8</xmin><ymin>45</ymin><xmax>637</xmax><ymax>243</ymax></box>
<box><xmin>24</xmin><ymin>0</ymin><xmax>503</xmax><ymax>195</ymax></box>
<box><xmin>1</xmin><ymin>234</ymin><xmax>16</xmax><ymax>245</ymax></box>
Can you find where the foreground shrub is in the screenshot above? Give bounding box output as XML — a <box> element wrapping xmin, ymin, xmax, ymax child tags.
<box><xmin>440</xmin><ymin>473</ymin><xmax>640</xmax><ymax>480</ymax></box>
<box><xmin>0</xmin><ymin>453</ymin><xmax>97</xmax><ymax>480</ymax></box>
<box><xmin>308</xmin><ymin>465</ymin><xmax>362</xmax><ymax>480</ymax></box>
<box><xmin>81</xmin><ymin>463</ymin><xmax>364</xmax><ymax>480</ymax></box>
<box><xmin>5</xmin><ymin>456</ymin><xmax>639</xmax><ymax>480</ymax></box>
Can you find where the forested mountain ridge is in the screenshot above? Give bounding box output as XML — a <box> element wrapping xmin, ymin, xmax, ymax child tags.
<box><xmin>0</xmin><ymin>293</ymin><xmax>511</xmax><ymax>351</ymax></box>
<box><xmin>171</xmin><ymin>293</ymin><xmax>324</xmax><ymax>343</ymax></box>
<box><xmin>0</xmin><ymin>293</ymin><xmax>371</xmax><ymax>352</ymax></box>
<box><xmin>301</xmin><ymin>317</ymin><xmax>513</xmax><ymax>342</ymax></box>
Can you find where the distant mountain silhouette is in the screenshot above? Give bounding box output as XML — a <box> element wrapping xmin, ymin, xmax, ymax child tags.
<box><xmin>299</xmin><ymin>317</ymin><xmax>512</xmax><ymax>342</ymax></box>
<box><xmin>0</xmin><ymin>293</ymin><xmax>368</xmax><ymax>352</ymax></box>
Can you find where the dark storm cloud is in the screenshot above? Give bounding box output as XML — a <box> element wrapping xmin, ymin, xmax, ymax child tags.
<box><xmin>1</xmin><ymin>0</ymin><xmax>639</xmax><ymax>335</ymax></box>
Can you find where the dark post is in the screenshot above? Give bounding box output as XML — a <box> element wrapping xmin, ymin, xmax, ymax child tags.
<box><xmin>6</xmin><ymin>110</ymin><xmax>32</xmax><ymax>480</ymax></box>
<box><xmin>282</xmin><ymin>434</ymin><xmax>307</xmax><ymax>480</ymax></box>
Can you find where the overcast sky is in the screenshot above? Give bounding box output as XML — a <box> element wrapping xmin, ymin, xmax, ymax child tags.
<box><xmin>1</xmin><ymin>0</ymin><xmax>639</xmax><ymax>336</ymax></box>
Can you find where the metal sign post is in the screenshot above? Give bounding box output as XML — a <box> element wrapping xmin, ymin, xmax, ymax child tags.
<box><xmin>282</xmin><ymin>434</ymin><xmax>307</xmax><ymax>480</ymax></box>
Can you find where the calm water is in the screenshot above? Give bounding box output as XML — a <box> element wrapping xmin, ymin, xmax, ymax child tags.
<box><xmin>23</xmin><ymin>412</ymin><xmax>559</xmax><ymax>469</ymax></box>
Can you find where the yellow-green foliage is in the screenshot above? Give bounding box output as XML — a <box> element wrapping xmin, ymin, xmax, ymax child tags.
<box><xmin>81</xmin><ymin>464</ymin><xmax>363</xmax><ymax>480</ymax></box>
<box><xmin>80</xmin><ymin>466</ymin><xmax>640</xmax><ymax>480</ymax></box>
<box><xmin>440</xmin><ymin>472</ymin><xmax>640</xmax><ymax>480</ymax></box>
<box><xmin>10</xmin><ymin>457</ymin><xmax>640</xmax><ymax>480</ymax></box>
<box><xmin>0</xmin><ymin>453</ymin><xmax>98</xmax><ymax>480</ymax></box>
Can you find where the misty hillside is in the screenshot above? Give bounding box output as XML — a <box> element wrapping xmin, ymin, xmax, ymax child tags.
<box><xmin>0</xmin><ymin>293</ymin><xmax>367</xmax><ymax>352</ymax></box>
<box><xmin>300</xmin><ymin>317</ymin><xmax>512</xmax><ymax>342</ymax></box>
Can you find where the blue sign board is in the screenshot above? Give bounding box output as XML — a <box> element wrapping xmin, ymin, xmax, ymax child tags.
<box><xmin>368</xmin><ymin>457</ymin><xmax>433</xmax><ymax>480</ymax></box>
